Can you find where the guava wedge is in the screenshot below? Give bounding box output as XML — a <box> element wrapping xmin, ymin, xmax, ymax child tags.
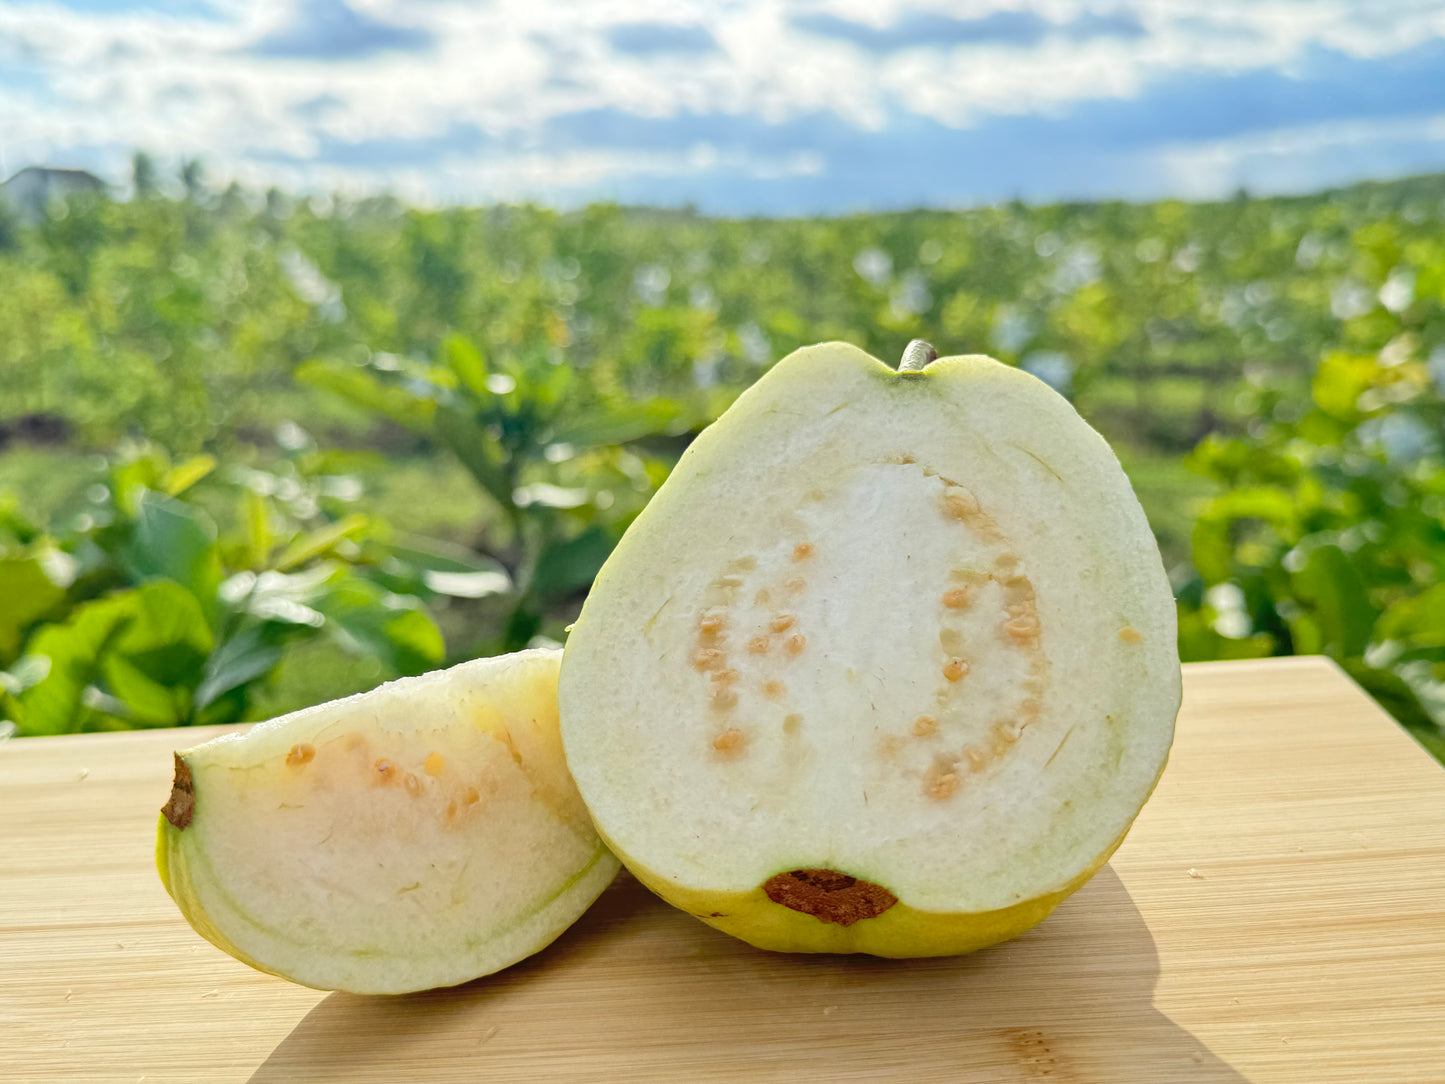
<box><xmin>559</xmin><ymin>341</ymin><xmax>1179</xmax><ymax>956</ymax></box>
<box><xmin>157</xmin><ymin>648</ymin><xmax>618</xmax><ymax>993</ymax></box>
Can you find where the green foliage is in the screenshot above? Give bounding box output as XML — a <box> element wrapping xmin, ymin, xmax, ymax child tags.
<box><xmin>0</xmin><ymin>445</ymin><xmax>448</xmax><ymax>734</ymax></box>
<box><xmin>1179</xmin><ymin>339</ymin><xmax>1445</xmax><ymax>756</ymax></box>
<box><xmin>298</xmin><ymin>332</ymin><xmax>697</xmax><ymax>650</ymax></box>
<box><xmin>4</xmin><ymin>164</ymin><xmax>1445</xmax><ymax>758</ymax></box>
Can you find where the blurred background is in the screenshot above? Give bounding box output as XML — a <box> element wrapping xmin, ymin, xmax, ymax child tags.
<box><xmin>1</xmin><ymin>1</ymin><xmax>1442</xmax><ymax>760</ymax></box>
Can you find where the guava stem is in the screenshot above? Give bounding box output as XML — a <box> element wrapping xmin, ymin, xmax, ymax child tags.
<box><xmin>899</xmin><ymin>339</ymin><xmax>937</xmax><ymax>372</ymax></box>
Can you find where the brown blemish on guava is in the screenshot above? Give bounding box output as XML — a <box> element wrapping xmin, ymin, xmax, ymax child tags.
<box><xmin>693</xmin><ymin>648</ymin><xmax>726</xmax><ymax>672</ymax></box>
<box><xmin>762</xmin><ymin>869</ymin><xmax>898</xmax><ymax>926</ymax></box>
<box><xmin>769</xmin><ymin>613</ymin><xmax>795</xmax><ymax>633</ymax></box>
<box><xmin>784</xmin><ymin>634</ymin><xmax>806</xmax><ymax>656</ymax></box>
<box><xmin>941</xmin><ymin>588</ymin><xmax>970</xmax><ymax>609</ymax></box>
<box><xmin>161</xmin><ymin>754</ymin><xmax>194</xmax><ymax>830</ymax></box>
<box><xmin>285</xmin><ymin>742</ymin><xmax>314</xmax><ymax>767</ymax></box>
<box><xmin>712</xmin><ymin>727</ymin><xmax>745</xmax><ymax>754</ymax></box>
<box><xmin>912</xmin><ymin>715</ymin><xmax>938</xmax><ymax>737</ymax></box>
<box><xmin>792</xmin><ymin>542</ymin><xmax>815</xmax><ymax>561</ymax></box>
<box><xmin>940</xmin><ymin>489</ymin><xmax>980</xmax><ymax>521</ymax></box>
<box><xmin>1119</xmin><ymin>626</ymin><xmax>1143</xmax><ymax>643</ymax></box>
<box><xmin>746</xmin><ymin>636</ymin><xmax>770</xmax><ymax>655</ymax></box>
<box><xmin>763</xmin><ymin>680</ymin><xmax>785</xmax><ymax>698</ymax></box>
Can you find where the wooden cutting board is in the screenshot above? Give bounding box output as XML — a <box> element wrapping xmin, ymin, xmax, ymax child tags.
<box><xmin>3</xmin><ymin>657</ymin><xmax>1444</xmax><ymax>1083</ymax></box>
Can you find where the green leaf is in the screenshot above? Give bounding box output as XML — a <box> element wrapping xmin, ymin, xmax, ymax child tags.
<box><xmin>101</xmin><ymin>581</ymin><xmax>215</xmax><ymax>727</ymax></box>
<box><xmin>1312</xmin><ymin>352</ymin><xmax>1376</xmax><ymax>422</ymax></box>
<box><xmin>14</xmin><ymin>593</ymin><xmax>136</xmax><ymax>735</ymax></box>
<box><xmin>243</xmin><ymin>488</ymin><xmax>272</xmax><ymax>569</ymax></box>
<box><xmin>193</xmin><ymin>623</ymin><xmax>289</xmax><ymax>715</ymax></box>
<box><xmin>1377</xmin><ymin>584</ymin><xmax>1445</xmax><ymax>647</ymax></box>
<box><xmin>434</xmin><ymin>404</ymin><xmax>514</xmax><ymax>511</ymax></box>
<box><xmin>314</xmin><ymin>579</ymin><xmax>445</xmax><ymax>675</ymax></box>
<box><xmin>531</xmin><ymin>527</ymin><xmax>615</xmax><ymax>600</ymax></box>
<box><xmin>296</xmin><ymin>358</ymin><xmax>437</xmax><ymax>433</ymax></box>
<box><xmin>1292</xmin><ymin>543</ymin><xmax>1375</xmax><ymax>659</ymax></box>
<box><xmin>441</xmin><ymin>333</ymin><xmax>491</xmax><ymax>401</ymax></box>
<box><xmin>124</xmin><ymin>490</ymin><xmax>223</xmax><ymax>616</ymax></box>
<box><xmin>160</xmin><ymin>454</ymin><xmax>217</xmax><ymax>497</ymax></box>
<box><xmin>0</xmin><ymin>557</ymin><xmax>66</xmax><ymax>664</ymax></box>
<box><xmin>552</xmin><ymin>398</ymin><xmax>684</xmax><ymax>447</ymax></box>
<box><xmin>1190</xmin><ymin>486</ymin><xmax>1298</xmax><ymax>582</ymax></box>
<box><xmin>273</xmin><ymin>514</ymin><xmax>368</xmax><ymax>572</ymax></box>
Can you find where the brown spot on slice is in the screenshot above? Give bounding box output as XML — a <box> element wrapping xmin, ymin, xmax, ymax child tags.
<box><xmin>782</xmin><ymin>713</ymin><xmax>802</xmax><ymax>735</ymax></box>
<box><xmin>711</xmin><ymin>668</ymin><xmax>740</xmax><ymax>685</ymax></box>
<box><xmin>285</xmin><ymin>742</ymin><xmax>315</xmax><ymax>767</ymax></box>
<box><xmin>1004</xmin><ymin>616</ymin><xmax>1040</xmax><ymax>645</ymax></box>
<box><xmin>769</xmin><ymin>613</ymin><xmax>796</xmax><ymax>633</ymax></box>
<box><xmin>161</xmin><ymin>754</ymin><xmax>195</xmax><ymax>830</ymax></box>
<box><xmin>754</xmin><ymin>588</ymin><xmax>771</xmax><ymax>605</ymax></box>
<box><xmin>990</xmin><ymin>720</ymin><xmax>1021</xmax><ymax>755</ymax></box>
<box><xmin>964</xmin><ymin>747</ymin><xmax>989</xmax><ymax>772</ymax></box>
<box><xmin>461</xmin><ymin>785</ymin><xmax>480</xmax><ymax>806</ymax></box>
<box><xmin>712</xmin><ymin>728</ymin><xmax>745</xmax><ymax>754</ymax></box>
<box><xmin>762</xmin><ymin>869</ymin><xmax>897</xmax><ymax>926</ymax></box>
<box><xmin>941</xmin><ymin>588</ymin><xmax>970</xmax><ymax>609</ymax></box>
<box><xmin>374</xmin><ymin>759</ymin><xmax>397</xmax><ymax>783</ymax></box>
<box><xmin>698</xmin><ymin>614</ymin><xmax>726</xmax><ymax>637</ymax></box>
<box><xmin>877</xmin><ymin>735</ymin><xmax>905</xmax><ymax>759</ymax></box>
<box><xmin>785</xmin><ymin>634</ymin><xmax>806</xmax><ymax>657</ymax></box>
<box><xmin>1119</xmin><ymin>626</ymin><xmax>1143</xmax><ymax>643</ymax></box>
<box><xmin>710</xmin><ymin>686</ymin><xmax>738</xmax><ymax>710</ymax></box>
<box><xmin>746</xmin><ymin>636</ymin><xmax>770</xmax><ymax>655</ymax></box>
<box><xmin>941</xmin><ymin>489</ymin><xmax>980</xmax><ymax>521</ymax></box>
<box><xmin>763</xmin><ymin>680</ymin><xmax>785</xmax><ymax>698</ymax></box>
<box><xmin>423</xmin><ymin>752</ymin><xmax>446</xmax><ymax>776</ymax></box>
<box><xmin>927</xmin><ymin>772</ymin><xmax>960</xmax><ymax>800</ymax></box>
<box><xmin>785</xmin><ymin>576</ymin><xmax>806</xmax><ymax>595</ymax></box>
<box><xmin>403</xmin><ymin>772</ymin><xmax>422</xmax><ymax>797</ymax></box>
<box><xmin>693</xmin><ymin>648</ymin><xmax>726</xmax><ymax>672</ymax></box>
<box><xmin>792</xmin><ymin>542</ymin><xmax>815</xmax><ymax>561</ymax></box>
<box><xmin>942</xmin><ymin>658</ymin><xmax>969</xmax><ymax>682</ymax></box>
<box><xmin>912</xmin><ymin>715</ymin><xmax>938</xmax><ymax>737</ymax></box>
<box><xmin>951</xmin><ymin>569</ymin><xmax>990</xmax><ymax>585</ymax></box>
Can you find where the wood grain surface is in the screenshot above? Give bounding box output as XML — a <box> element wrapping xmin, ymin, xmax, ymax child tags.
<box><xmin>2</xmin><ymin>657</ymin><xmax>1443</xmax><ymax>1083</ymax></box>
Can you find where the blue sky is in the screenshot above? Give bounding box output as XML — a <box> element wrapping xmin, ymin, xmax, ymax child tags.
<box><xmin>1</xmin><ymin>0</ymin><xmax>1443</xmax><ymax>213</ymax></box>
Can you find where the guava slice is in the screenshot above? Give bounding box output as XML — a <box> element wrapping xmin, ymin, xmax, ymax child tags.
<box><xmin>157</xmin><ymin>648</ymin><xmax>618</xmax><ymax>993</ymax></box>
<box><xmin>559</xmin><ymin>342</ymin><xmax>1179</xmax><ymax>956</ymax></box>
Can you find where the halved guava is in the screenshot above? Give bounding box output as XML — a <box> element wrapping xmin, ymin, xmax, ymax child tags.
<box><xmin>157</xmin><ymin>648</ymin><xmax>618</xmax><ymax>993</ymax></box>
<box><xmin>559</xmin><ymin>342</ymin><xmax>1179</xmax><ymax>956</ymax></box>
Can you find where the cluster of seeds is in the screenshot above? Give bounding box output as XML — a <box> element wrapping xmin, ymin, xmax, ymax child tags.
<box><xmin>283</xmin><ymin>738</ymin><xmax>489</xmax><ymax>828</ymax></box>
<box><xmin>692</xmin><ymin>542</ymin><xmax>820</xmax><ymax>756</ymax></box>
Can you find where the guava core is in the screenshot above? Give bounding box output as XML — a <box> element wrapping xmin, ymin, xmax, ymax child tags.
<box><xmin>558</xmin><ymin>342</ymin><xmax>1179</xmax><ymax>956</ymax></box>
<box><xmin>157</xmin><ymin>648</ymin><xmax>619</xmax><ymax>993</ymax></box>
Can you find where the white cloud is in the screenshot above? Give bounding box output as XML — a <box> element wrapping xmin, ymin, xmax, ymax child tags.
<box><xmin>1</xmin><ymin>0</ymin><xmax>1443</xmax><ymax>208</ymax></box>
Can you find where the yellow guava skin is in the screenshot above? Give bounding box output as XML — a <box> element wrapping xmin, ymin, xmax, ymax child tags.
<box><xmin>606</xmin><ymin>803</ymin><xmax>1142</xmax><ymax>956</ymax></box>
